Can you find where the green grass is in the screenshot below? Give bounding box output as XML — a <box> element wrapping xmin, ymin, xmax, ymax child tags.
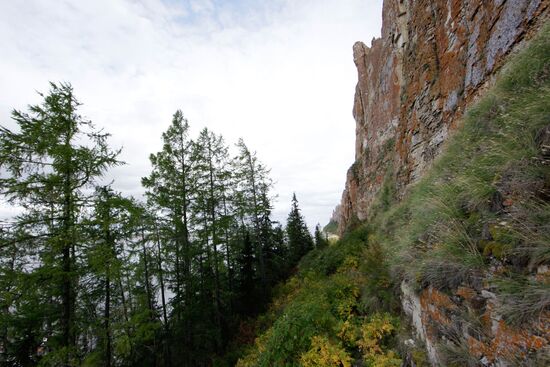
<box><xmin>369</xmin><ymin>23</ymin><xmax>550</xmax><ymax>295</ymax></box>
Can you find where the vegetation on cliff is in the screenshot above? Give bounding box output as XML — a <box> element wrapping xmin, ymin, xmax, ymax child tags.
<box><xmin>362</xmin><ymin>22</ymin><xmax>550</xmax><ymax>365</ymax></box>
<box><xmin>231</xmin><ymin>23</ymin><xmax>550</xmax><ymax>366</ymax></box>
<box><xmin>232</xmin><ymin>227</ymin><xmax>402</xmax><ymax>367</ymax></box>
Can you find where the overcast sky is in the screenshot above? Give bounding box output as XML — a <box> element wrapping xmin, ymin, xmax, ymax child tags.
<box><xmin>0</xmin><ymin>0</ymin><xmax>382</xmax><ymax>230</ymax></box>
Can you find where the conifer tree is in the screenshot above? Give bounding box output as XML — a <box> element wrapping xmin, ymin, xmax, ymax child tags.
<box><xmin>0</xmin><ymin>93</ymin><xmax>288</xmax><ymax>365</ymax></box>
<box><xmin>237</xmin><ymin>230</ymin><xmax>257</xmax><ymax>315</ymax></box>
<box><xmin>286</xmin><ymin>193</ymin><xmax>313</xmax><ymax>265</ymax></box>
<box><xmin>141</xmin><ymin>110</ymin><xmax>194</xmax><ymax>320</ymax></box>
<box><xmin>191</xmin><ymin>128</ymin><xmax>231</xmax><ymax>347</ymax></box>
<box><xmin>0</xmin><ymin>82</ymin><xmax>121</xmax><ymax>364</ymax></box>
<box><xmin>314</xmin><ymin>223</ymin><xmax>328</xmax><ymax>248</ymax></box>
<box><xmin>86</xmin><ymin>187</ymin><xmax>143</xmax><ymax>367</ymax></box>
<box><xmin>232</xmin><ymin>139</ymin><xmax>273</xmax><ymax>290</ymax></box>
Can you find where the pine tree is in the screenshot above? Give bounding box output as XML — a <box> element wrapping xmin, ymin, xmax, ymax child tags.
<box><xmin>314</xmin><ymin>223</ymin><xmax>328</xmax><ymax>248</ymax></box>
<box><xmin>286</xmin><ymin>193</ymin><xmax>313</xmax><ymax>265</ymax></box>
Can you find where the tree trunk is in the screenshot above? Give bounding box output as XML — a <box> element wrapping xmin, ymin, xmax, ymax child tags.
<box><xmin>154</xmin><ymin>223</ymin><xmax>169</xmax><ymax>327</ymax></box>
<box><xmin>61</xmin><ymin>123</ymin><xmax>75</xmax><ymax>366</ymax></box>
<box><xmin>247</xmin><ymin>154</ymin><xmax>266</xmax><ymax>291</ymax></box>
<box><xmin>105</xmin><ymin>264</ymin><xmax>111</xmax><ymax>367</ymax></box>
<box><xmin>207</xmin><ymin>144</ymin><xmax>222</xmax><ymax>347</ymax></box>
<box><xmin>141</xmin><ymin>230</ymin><xmax>154</xmax><ymax>316</ymax></box>
<box><xmin>222</xmin><ymin>193</ymin><xmax>234</xmax><ymax>310</ymax></box>
<box><xmin>154</xmin><ymin>223</ymin><xmax>172</xmax><ymax>367</ymax></box>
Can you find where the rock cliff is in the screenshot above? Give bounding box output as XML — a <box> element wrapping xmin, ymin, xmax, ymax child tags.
<box><xmin>339</xmin><ymin>0</ymin><xmax>549</xmax><ymax>234</ymax></box>
<box><xmin>337</xmin><ymin>1</ymin><xmax>550</xmax><ymax>366</ymax></box>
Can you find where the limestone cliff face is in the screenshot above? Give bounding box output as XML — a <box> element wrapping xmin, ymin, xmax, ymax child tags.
<box><xmin>339</xmin><ymin>0</ymin><xmax>549</xmax><ymax>234</ymax></box>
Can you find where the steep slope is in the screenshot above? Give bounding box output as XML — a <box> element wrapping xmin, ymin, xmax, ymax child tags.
<box><xmin>233</xmin><ymin>228</ymin><xmax>402</xmax><ymax>367</ymax></box>
<box><xmin>231</xmin><ymin>21</ymin><xmax>550</xmax><ymax>367</ymax></box>
<box><xmin>369</xmin><ymin>23</ymin><xmax>550</xmax><ymax>365</ymax></box>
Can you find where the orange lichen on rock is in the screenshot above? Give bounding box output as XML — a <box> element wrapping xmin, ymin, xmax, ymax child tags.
<box><xmin>414</xmin><ymin>284</ymin><xmax>549</xmax><ymax>364</ymax></box>
<box><xmin>337</xmin><ymin>0</ymin><xmax>550</xmax><ymax>234</ymax></box>
<box><xmin>468</xmin><ymin>311</ymin><xmax>550</xmax><ymax>363</ymax></box>
<box><xmin>456</xmin><ymin>286</ymin><xmax>476</xmax><ymax>301</ymax></box>
<box><xmin>419</xmin><ymin>287</ymin><xmax>456</xmax><ymax>337</ymax></box>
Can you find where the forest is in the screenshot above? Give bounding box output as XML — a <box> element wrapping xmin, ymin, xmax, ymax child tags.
<box><xmin>0</xmin><ymin>83</ymin><xmax>318</xmax><ymax>366</ymax></box>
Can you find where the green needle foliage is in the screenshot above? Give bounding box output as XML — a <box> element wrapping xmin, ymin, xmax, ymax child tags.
<box><xmin>0</xmin><ymin>82</ymin><xmax>121</xmax><ymax>366</ymax></box>
<box><xmin>286</xmin><ymin>194</ymin><xmax>314</xmax><ymax>264</ymax></box>
<box><xmin>0</xmin><ymin>86</ymin><xmax>311</xmax><ymax>366</ymax></box>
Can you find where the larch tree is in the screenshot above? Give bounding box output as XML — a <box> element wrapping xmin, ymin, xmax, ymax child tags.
<box><xmin>141</xmin><ymin>110</ymin><xmax>194</xmax><ymax>320</ymax></box>
<box><xmin>0</xmin><ymin>91</ymin><xmax>296</xmax><ymax>366</ymax></box>
<box><xmin>0</xmin><ymin>82</ymin><xmax>121</xmax><ymax>365</ymax></box>
<box><xmin>232</xmin><ymin>139</ymin><xmax>273</xmax><ymax>293</ymax></box>
<box><xmin>191</xmin><ymin>128</ymin><xmax>231</xmax><ymax>347</ymax></box>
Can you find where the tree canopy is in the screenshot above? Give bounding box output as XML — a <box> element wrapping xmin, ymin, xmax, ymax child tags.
<box><xmin>0</xmin><ymin>85</ymin><xmax>314</xmax><ymax>366</ymax></box>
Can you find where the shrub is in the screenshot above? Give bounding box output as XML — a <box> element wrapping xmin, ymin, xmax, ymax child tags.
<box><xmin>358</xmin><ymin>313</ymin><xmax>396</xmax><ymax>355</ymax></box>
<box><xmin>300</xmin><ymin>335</ymin><xmax>352</xmax><ymax>367</ymax></box>
<box><xmin>236</xmin><ymin>225</ymin><xmax>401</xmax><ymax>366</ymax></box>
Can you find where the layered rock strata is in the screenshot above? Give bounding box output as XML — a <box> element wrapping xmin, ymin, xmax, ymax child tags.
<box><xmin>339</xmin><ymin>0</ymin><xmax>549</xmax><ymax>234</ymax></box>
<box><xmin>339</xmin><ymin>1</ymin><xmax>550</xmax><ymax>365</ymax></box>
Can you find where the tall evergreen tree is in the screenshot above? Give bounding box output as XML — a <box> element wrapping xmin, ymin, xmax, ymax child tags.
<box><xmin>314</xmin><ymin>223</ymin><xmax>328</xmax><ymax>248</ymax></box>
<box><xmin>141</xmin><ymin>110</ymin><xmax>194</xmax><ymax>322</ymax></box>
<box><xmin>237</xmin><ymin>230</ymin><xmax>257</xmax><ymax>315</ymax></box>
<box><xmin>191</xmin><ymin>128</ymin><xmax>231</xmax><ymax>347</ymax></box>
<box><xmin>0</xmin><ymin>82</ymin><xmax>121</xmax><ymax>365</ymax></box>
<box><xmin>85</xmin><ymin>187</ymin><xmax>146</xmax><ymax>367</ymax></box>
<box><xmin>232</xmin><ymin>139</ymin><xmax>273</xmax><ymax>292</ymax></box>
<box><xmin>0</xmin><ymin>93</ymin><xmax>288</xmax><ymax>366</ymax></box>
<box><xmin>286</xmin><ymin>193</ymin><xmax>313</xmax><ymax>265</ymax></box>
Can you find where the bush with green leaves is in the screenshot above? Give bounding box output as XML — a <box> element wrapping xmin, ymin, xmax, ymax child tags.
<box><xmin>235</xmin><ymin>224</ymin><xmax>402</xmax><ymax>367</ymax></box>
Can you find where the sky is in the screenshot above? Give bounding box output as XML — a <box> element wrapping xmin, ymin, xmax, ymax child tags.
<box><xmin>0</xmin><ymin>0</ymin><xmax>383</xmax><ymax>230</ymax></box>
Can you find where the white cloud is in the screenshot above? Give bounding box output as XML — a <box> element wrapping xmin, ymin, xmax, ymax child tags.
<box><xmin>0</xmin><ymin>0</ymin><xmax>382</xmax><ymax>230</ymax></box>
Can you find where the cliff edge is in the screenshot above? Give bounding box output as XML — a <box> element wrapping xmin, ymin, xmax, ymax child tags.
<box><xmin>339</xmin><ymin>0</ymin><xmax>549</xmax><ymax>234</ymax></box>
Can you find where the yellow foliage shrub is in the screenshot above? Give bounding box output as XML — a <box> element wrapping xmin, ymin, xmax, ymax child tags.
<box><xmin>300</xmin><ymin>335</ymin><xmax>352</xmax><ymax>367</ymax></box>
<box><xmin>337</xmin><ymin>317</ymin><xmax>360</xmax><ymax>346</ymax></box>
<box><xmin>330</xmin><ymin>275</ymin><xmax>361</xmax><ymax>319</ymax></box>
<box><xmin>338</xmin><ymin>256</ymin><xmax>359</xmax><ymax>272</ymax></box>
<box><xmin>369</xmin><ymin>351</ymin><xmax>402</xmax><ymax>367</ymax></box>
<box><xmin>357</xmin><ymin>313</ymin><xmax>401</xmax><ymax>366</ymax></box>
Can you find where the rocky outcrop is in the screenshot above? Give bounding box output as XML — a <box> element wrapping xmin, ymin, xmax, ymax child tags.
<box><xmin>401</xmin><ymin>271</ymin><xmax>550</xmax><ymax>366</ymax></box>
<box><xmin>329</xmin><ymin>204</ymin><xmax>341</xmax><ymax>227</ymax></box>
<box><xmin>338</xmin><ymin>0</ymin><xmax>549</xmax><ymax>234</ymax></box>
<box><xmin>337</xmin><ymin>1</ymin><xmax>550</xmax><ymax>365</ymax></box>
<box><xmin>323</xmin><ymin>205</ymin><xmax>342</xmax><ymax>237</ymax></box>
